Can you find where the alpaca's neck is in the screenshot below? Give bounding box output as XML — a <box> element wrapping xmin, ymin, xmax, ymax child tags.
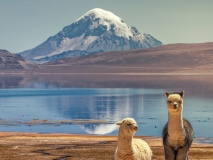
<box><xmin>168</xmin><ymin>112</ymin><xmax>186</xmax><ymax>141</ymax></box>
<box><xmin>117</xmin><ymin>130</ymin><xmax>134</xmax><ymax>153</ymax></box>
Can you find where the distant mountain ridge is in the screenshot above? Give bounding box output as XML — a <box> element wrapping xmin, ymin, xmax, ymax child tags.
<box><xmin>0</xmin><ymin>50</ymin><xmax>37</xmax><ymax>70</ymax></box>
<box><xmin>46</xmin><ymin>42</ymin><xmax>213</xmax><ymax>71</ymax></box>
<box><xmin>19</xmin><ymin>8</ymin><xmax>162</xmax><ymax>63</ymax></box>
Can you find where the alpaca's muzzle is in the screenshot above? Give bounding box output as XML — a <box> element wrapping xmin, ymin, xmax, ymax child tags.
<box><xmin>132</xmin><ymin>124</ymin><xmax>138</xmax><ymax>131</ymax></box>
<box><xmin>173</xmin><ymin>102</ymin><xmax>178</xmax><ymax>109</ymax></box>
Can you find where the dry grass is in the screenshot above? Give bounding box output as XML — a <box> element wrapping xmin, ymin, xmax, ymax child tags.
<box><xmin>0</xmin><ymin>132</ymin><xmax>212</xmax><ymax>160</ymax></box>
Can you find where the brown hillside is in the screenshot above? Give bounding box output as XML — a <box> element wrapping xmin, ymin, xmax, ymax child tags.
<box><xmin>0</xmin><ymin>50</ymin><xmax>38</xmax><ymax>70</ymax></box>
<box><xmin>46</xmin><ymin>42</ymin><xmax>213</xmax><ymax>68</ymax></box>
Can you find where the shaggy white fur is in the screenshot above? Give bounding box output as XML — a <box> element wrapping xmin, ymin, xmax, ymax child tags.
<box><xmin>115</xmin><ymin>118</ymin><xmax>152</xmax><ymax>160</ymax></box>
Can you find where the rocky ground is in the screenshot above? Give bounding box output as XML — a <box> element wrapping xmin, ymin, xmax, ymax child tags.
<box><xmin>0</xmin><ymin>132</ymin><xmax>212</xmax><ymax>160</ymax></box>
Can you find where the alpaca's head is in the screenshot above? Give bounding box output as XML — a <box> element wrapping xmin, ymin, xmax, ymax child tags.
<box><xmin>165</xmin><ymin>90</ymin><xmax>184</xmax><ymax>114</ymax></box>
<box><xmin>116</xmin><ymin>118</ymin><xmax>138</xmax><ymax>136</ymax></box>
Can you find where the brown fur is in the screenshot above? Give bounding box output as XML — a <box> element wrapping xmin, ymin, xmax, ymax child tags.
<box><xmin>162</xmin><ymin>90</ymin><xmax>193</xmax><ymax>160</ymax></box>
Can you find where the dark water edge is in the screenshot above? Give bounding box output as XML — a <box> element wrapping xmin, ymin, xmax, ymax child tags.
<box><xmin>0</xmin><ymin>74</ymin><xmax>212</xmax><ymax>94</ymax></box>
<box><xmin>194</xmin><ymin>137</ymin><xmax>213</xmax><ymax>144</ymax></box>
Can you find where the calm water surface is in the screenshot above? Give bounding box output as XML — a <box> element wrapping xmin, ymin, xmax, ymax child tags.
<box><xmin>0</xmin><ymin>88</ymin><xmax>212</xmax><ymax>137</ymax></box>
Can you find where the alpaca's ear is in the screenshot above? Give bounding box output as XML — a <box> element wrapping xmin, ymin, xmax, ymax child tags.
<box><xmin>165</xmin><ymin>91</ymin><xmax>170</xmax><ymax>98</ymax></box>
<box><xmin>115</xmin><ymin>121</ymin><xmax>122</xmax><ymax>125</ymax></box>
<box><xmin>180</xmin><ymin>90</ymin><xmax>184</xmax><ymax>97</ymax></box>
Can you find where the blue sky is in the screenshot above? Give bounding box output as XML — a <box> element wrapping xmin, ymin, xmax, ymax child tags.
<box><xmin>0</xmin><ymin>0</ymin><xmax>213</xmax><ymax>53</ymax></box>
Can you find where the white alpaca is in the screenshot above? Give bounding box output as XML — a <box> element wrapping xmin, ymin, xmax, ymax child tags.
<box><xmin>115</xmin><ymin>118</ymin><xmax>152</xmax><ymax>160</ymax></box>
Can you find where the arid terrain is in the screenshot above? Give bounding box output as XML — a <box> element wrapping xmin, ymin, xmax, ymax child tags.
<box><xmin>44</xmin><ymin>42</ymin><xmax>213</xmax><ymax>74</ymax></box>
<box><xmin>0</xmin><ymin>50</ymin><xmax>38</xmax><ymax>70</ymax></box>
<box><xmin>1</xmin><ymin>42</ymin><xmax>213</xmax><ymax>74</ymax></box>
<box><xmin>0</xmin><ymin>132</ymin><xmax>212</xmax><ymax>160</ymax></box>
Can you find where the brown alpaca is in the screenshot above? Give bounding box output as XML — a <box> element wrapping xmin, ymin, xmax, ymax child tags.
<box><xmin>162</xmin><ymin>90</ymin><xmax>193</xmax><ymax>160</ymax></box>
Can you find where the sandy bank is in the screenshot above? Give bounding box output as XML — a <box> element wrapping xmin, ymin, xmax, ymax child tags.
<box><xmin>0</xmin><ymin>132</ymin><xmax>212</xmax><ymax>160</ymax></box>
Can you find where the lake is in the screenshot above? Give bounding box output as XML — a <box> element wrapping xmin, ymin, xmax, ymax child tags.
<box><xmin>0</xmin><ymin>85</ymin><xmax>212</xmax><ymax>137</ymax></box>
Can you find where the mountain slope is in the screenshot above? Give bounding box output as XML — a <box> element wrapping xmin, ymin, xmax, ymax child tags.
<box><xmin>19</xmin><ymin>8</ymin><xmax>162</xmax><ymax>63</ymax></box>
<box><xmin>45</xmin><ymin>42</ymin><xmax>213</xmax><ymax>72</ymax></box>
<box><xmin>0</xmin><ymin>50</ymin><xmax>37</xmax><ymax>70</ymax></box>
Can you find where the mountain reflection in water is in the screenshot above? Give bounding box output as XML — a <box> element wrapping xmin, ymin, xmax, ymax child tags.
<box><xmin>0</xmin><ymin>75</ymin><xmax>212</xmax><ymax>137</ymax></box>
<box><xmin>81</xmin><ymin>124</ymin><xmax>117</xmax><ymax>135</ymax></box>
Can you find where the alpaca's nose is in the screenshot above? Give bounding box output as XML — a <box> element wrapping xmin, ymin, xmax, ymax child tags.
<box><xmin>133</xmin><ymin>125</ymin><xmax>138</xmax><ymax>131</ymax></box>
<box><xmin>173</xmin><ymin>102</ymin><xmax>178</xmax><ymax>109</ymax></box>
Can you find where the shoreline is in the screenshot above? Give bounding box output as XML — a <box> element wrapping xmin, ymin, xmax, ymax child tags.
<box><xmin>0</xmin><ymin>132</ymin><xmax>212</xmax><ymax>160</ymax></box>
<box><xmin>0</xmin><ymin>132</ymin><xmax>212</xmax><ymax>144</ymax></box>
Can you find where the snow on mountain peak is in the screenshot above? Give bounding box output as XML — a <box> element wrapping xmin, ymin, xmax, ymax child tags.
<box><xmin>77</xmin><ymin>8</ymin><xmax>122</xmax><ymax>23</ymax></box>
<box><xmin>77</xmin><ymin>8</ymin><xmax>133</xmax><ymax>39</ymax></box>
<box><xmin>19</xmin><ymin>8</ymin><xmax>162</xmax><ymax>63</ymax></box>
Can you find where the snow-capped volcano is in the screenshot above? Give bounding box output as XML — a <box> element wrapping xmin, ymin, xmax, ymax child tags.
<box><xmin>19</xmin><ymin>8</ymin><xmax>162</xmax><ymax>63</ymax></box>
<box><xmin>77</xmin><ymin>8</ymin><xmax>138</xmax><ymax>39</ymax></box>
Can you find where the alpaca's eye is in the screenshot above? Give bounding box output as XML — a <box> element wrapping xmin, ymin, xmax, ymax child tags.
<box><xmin>127</xmin><ymin>124</ymin><xmax>131</xmax><ymax>126</ymax></box>
<box><xmin>178</xmin><ymin>101</ymin><xmax>182</xmax><ymax>104</ymax></box>
<box><xmin>167</xmin><ymin>100</ymin><xmax>172</xmax><ymax>104</ymax></box>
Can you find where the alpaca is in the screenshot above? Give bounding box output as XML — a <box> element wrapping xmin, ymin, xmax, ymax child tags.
<box><xmin>115</xmin><ymin>118</ymin><xmax>152</xmax><ymax>160</ymax></box>
<box><xmin>162</xmin><ymin>90</ymin><xmax>193</xmax><ymax>160</ymax></box>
